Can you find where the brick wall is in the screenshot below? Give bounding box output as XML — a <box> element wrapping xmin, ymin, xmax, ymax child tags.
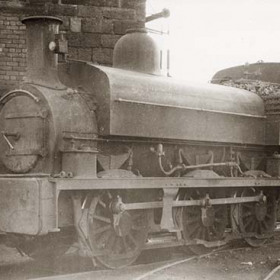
<box><xmin>0</xmin><ymin>12</ymin><xmax>26</xmax><ymax>92</ymax></box>
<box><xmin>0</xmin><ymin>0</ymin><xmax>146</xmax><ymax>92</ymax></box>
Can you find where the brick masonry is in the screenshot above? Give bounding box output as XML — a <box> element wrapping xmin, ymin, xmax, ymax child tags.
<box><xmin>0</xmin><ymin>0</ymin><xmax>146</xmax><ymax>92</ymax></box>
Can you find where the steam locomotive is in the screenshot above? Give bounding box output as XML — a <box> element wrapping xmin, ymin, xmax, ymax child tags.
<box><xmin>0</xmin><ymin>16</ymin><xmax>279</xmax><ymax>269</ymax></box>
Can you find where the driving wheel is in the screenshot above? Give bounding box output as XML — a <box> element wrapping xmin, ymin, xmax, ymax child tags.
<box><xmin>182</xmin><ymin>189</ymin><xmax>227</xmax><ymax>255</ymax></box>
<box><xmin>88</xmin><ymin>191</ymin><xmax>149</xmax><ymax>268</ymax></box>
<box><xmin>232</xmin><ymin>188</ymin><xmax>276</xmax><ymax>247</ymax></box>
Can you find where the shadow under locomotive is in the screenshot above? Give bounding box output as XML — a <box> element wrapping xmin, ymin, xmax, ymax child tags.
<box><xmin>0</xmin><ymin>16</ymin><xmax>280</xmax><ymax>269</ymax></box>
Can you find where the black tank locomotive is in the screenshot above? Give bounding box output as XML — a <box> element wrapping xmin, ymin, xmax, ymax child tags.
<box><xmin>0</xmin><ymin>16</ymin><xmax>279</xmax><ymax>268</ymax></box>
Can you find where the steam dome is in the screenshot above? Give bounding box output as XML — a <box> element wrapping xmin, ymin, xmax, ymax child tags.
<box><xmin>113</xmin><ymin>28</ymin><xmax>161</xmax><ymax>75</ymax></box>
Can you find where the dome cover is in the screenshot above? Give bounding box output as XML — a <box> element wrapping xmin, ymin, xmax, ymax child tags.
<box><xmin>113</xmin><ymin>28</ymin><xmax>161</xmax><ymax>75</ymax></box>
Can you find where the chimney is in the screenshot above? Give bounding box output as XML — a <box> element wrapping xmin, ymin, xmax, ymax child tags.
<box><xmin>21</xmin><ymin>16</ymin><xmax>66</xmax><ymax>89</ymax></box>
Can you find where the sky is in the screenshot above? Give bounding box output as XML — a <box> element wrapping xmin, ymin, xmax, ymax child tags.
<box><xmin>146</xmin><ymin>0</ymin><xmax>280</xmax><ymax>82</ymax></box>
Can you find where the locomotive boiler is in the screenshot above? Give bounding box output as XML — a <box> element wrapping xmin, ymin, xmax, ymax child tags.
<box><xmin>0</xmin><ymin>16</ymin><xmax>279</xmax><ymax>268</ymax></box>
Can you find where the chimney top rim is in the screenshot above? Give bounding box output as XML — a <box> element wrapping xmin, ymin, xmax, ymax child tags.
<box><xmin>21</xmin><ymin>16</ymin><xmax>63</xmax><ymax>25</ymax></box>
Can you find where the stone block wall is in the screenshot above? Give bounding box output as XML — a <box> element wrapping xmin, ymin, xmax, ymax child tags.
<box><xmin>0</xmin><ymin>0</ymin><xmax>146</xmax><ymax>92</ymax></box>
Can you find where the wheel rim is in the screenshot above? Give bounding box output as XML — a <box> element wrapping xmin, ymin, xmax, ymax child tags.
<box><xmin>236</xmin><ymin>188</ymin><xmax>276</xmax><ymax>247</ymax></box>
<box><xmin>182</xmin><ymin>189</ymin><xmax>227</xmax><ymax>254</ymax></box>
<box><xmin>88</xmin><ymin>191</ymin><xmax>149</xmax><ymax>269</ymax></box>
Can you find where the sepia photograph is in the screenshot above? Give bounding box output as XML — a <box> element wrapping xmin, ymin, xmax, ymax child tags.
<box><xmin>1</xmin><ymin>0</ymin><xmax>280</xmax><ymax>279</ymax></box>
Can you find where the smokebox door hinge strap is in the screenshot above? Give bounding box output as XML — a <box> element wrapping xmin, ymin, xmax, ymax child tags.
<box><xmin>0</xmin><ymin>90</ymin><xmax>40</xmax><ymax>105</ymax></box>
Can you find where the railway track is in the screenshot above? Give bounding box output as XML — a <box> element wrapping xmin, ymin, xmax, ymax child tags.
<box><xmin>24</xmin><ymin>236</ymin><xmax>280</xmax><ymax>280</ymax></box>
<box><xmin>2</xmin><ymin>227</ymin><xmax>280</xmax><ymax>280</ymax></box>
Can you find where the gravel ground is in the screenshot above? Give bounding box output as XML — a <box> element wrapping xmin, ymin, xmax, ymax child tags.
<box><xmin>142</xmin><ymin>240</ymin><xmax>280</xmax><ymax>280</ymax></box>
<box><xmin>1</xmin><ymin>238</ymin><xmax>280</xmax><ymax>280</ymax></box>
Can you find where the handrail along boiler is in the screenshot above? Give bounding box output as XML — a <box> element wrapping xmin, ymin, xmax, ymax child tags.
<box><xmin>0</xmin><ymin>16</ymin><xmax>279</xmax><ymax>268</ymax></box>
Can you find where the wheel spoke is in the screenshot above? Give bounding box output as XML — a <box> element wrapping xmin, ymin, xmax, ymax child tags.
<box><xmin>98</xmin><ymin>199</ymin><xmax>107</xmax><ymax>209</ymax></box>
<box><xmin>211</xmin><ymin>225</ymin><xmax>218</xmax><ymax>236</ymax></box>
<box><xmin>196</xmin><ymin>227</ymin><xmax>203</xmax><ymax>239</ymax></box>
<box><xmin>244</xmin><ymin>217</ymin><xmax>254</xmax><ymax>230</ymax></box>
<box><xmin>256</xmin><ymin>222</ymin><xmax>261</xmax><ymax>234</ymax></box>
<box><xmin>91</xmin><ymin>224</ymin><xmax>111</xmax><ymax>235</ymax></box>
<box><xmin>131</xmin><ymin>213</ymin><xmax>143</xmax><ymax>221</ymax></box>
<box><xmin>205</xmin><ymin>227</ymin><xmax>211</xmax><ymax>240</ymax></box>
<box><xmin>187</xmin><ymin>223</ymin><xmax>200</xmax><ymax>238</ymax></box>
<box><xmin>122</xmin><ymin>236</ymin><xmax>129</xmax><ymax>253</ymax></box>
<box><xmin>186</xmin><ymin>207</ymin><xmax>200</xmax><ymax>215</ymax></box>
<box><xmin>261</xmin><ymin>220</ymin><xmax>269</xmax><ymax>231</ymax></box>
<box><xmin>265</xmin><ymin>213</ymin><xmax>273</xmax><ymax>220</ymax></box>
<box><xmin>242</xmin><ymin>203</ymin><xmax>254</xmax><ymax>210</ymax></box>
<box><xmin>259</xmin><ymin>221</ymin><xmax>264</xmax><ymax>233</ymax></box>
<box><xmin>106</xmin><ymin>234</ymin><xmax>116</xmax><ymax>252</ymax></box>
<box><xmin>214</xmin><ymin>206</ymin><xmax>223</xmax><ymax>213</ymax></box>
<box><xmin>201</xmin><ymin>227</ymin><xmax>206</xmax><ymax>240</ymax></box>
<box><xmin>242</xmin><ymin>211</ymin><xmax>253</xmax><ymax>219</ymax></box>
<box><xmin>131</xmin><ymin>225</ymin><xmax>144</xmax><ymax>231</ymax></box>
<box><xmin>214</xmin><ymin>217</ymin><xmax>224</xmax><ymax>224</ymax></box>
<box><xmin>127</xmin><ymin>233</ymin><xmax>138</xmax><ymax>248</ymax></box>
<box><xmin>106</xmin><ymin>191</ymin><xmax>113</xmax><ymax>200</ymax></box>
<box><xmin>98</xmin><ymin>228</ymin><xmax>112</xmax><ymax>246</ymax></box>
<box><xmin>185</xmin><ymin>216</ymin><xmax>201</xmax><ymax>225</ymax></box>
<box><xmin>249</xmin><ymin>220</ymin><xmax>257</xmax><ymax>232</ymax></box>
<box><xmin>113</xmin><ymin>237</ymin><xmax>121</xmax><ymax>254</ymax></box>
<box><xmin>91</xmin><ymin>214</ymin><xmax>111</xmax><ymax>224</ymax></box>
<box><xmin>251</xmin><ymin>220</ymin><xmax>259</xmax><ymax>232</ymax></box>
